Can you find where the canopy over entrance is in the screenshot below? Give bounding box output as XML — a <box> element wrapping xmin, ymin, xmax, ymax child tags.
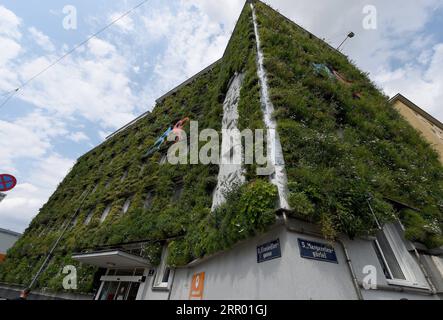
<box><xmin>72</xmin><ymin>250</ymin><xmax>150</xmax><ymax>269</ymax></box>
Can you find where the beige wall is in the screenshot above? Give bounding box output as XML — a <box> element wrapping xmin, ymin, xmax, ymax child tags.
<box><xmin>393</xmin><ymin>100</ymin><xmax>443</xmax><ymax>163</ymax></box>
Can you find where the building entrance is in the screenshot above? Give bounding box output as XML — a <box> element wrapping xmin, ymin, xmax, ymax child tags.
<box><xmin>96</xmin><ymin>268</ymin><xmax>145</xmax><ymax>301</ymax></box>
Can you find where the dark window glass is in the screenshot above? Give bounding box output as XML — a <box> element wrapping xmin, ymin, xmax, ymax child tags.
<box><xmin>143</xmin><ymin>192</ymin><xmax>153</xmax><ymax>209</ymax></box>
<box><xmin>126</xmin><ymin>282</ymin><xmax>140</xmax><ymax>301</ymax></box>
<box><xmin>375</xmin><ymin>230</ymin><xmax>406</xmax><ymax>280</ymax></box>
<box><xmin>162</xmin><ymin>267</ymin><xmax>171</xmax><ymax>283</ymax></box>
<box><xmin>172</xmin><ymin>184</ymin><xmax>183</xmax><ymax>201</ymax></box>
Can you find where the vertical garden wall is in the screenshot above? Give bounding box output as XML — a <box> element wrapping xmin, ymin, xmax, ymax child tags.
<box><xmin>1</xmin><ymin>0</ymin><xmax>441</xmax><ymax>295</ymax></box>
<box><xmin>253</xmin><ymin>1</ymin><xmax>442</xmax><ymax>246</ymax></box>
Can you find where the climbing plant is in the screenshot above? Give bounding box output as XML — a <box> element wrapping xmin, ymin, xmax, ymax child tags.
<box><xmin>1</xmin><ymin>1</ymin><xmax>442</xmax><ymax>295</ymax></box>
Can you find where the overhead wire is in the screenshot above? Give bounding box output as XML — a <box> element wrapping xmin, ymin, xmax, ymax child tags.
<box><xmin>0</xmin><ymin>0</ymin><xmax>149</xmax><ymax>111</ymax></box>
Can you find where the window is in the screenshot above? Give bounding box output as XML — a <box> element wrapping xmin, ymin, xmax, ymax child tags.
<box><xmin>159</xmin><ymin>154</ymin><xmax>168</xmax><ymax>165</ymax></box>
<box><xmin>143</xmin><ymin>191</ymin><xmax>153</xmax><ymax>209</ymax></box>
<box><xmin>71</xmin><ymin>216</ymin><xmax>78</xmax><ymax>228</ymax></box>
<box><xmin>79</xmin><ymin>189</ymin><xmax>88</xmax><ymax>199</ymax></box>
<box><xmin>137</xmin><ymin>137</ymin><xmax>145</xmax><ymax>150</ymax></box>
<box><xmin>138</xmin><ymin>164</ymin><xmax>146</xmax><ymax>177</ymax></box>
<box><xmin>84</xmin><ymin>209</ymin><xmax>94</xmax><ymax>225</ymax></box>
<box><xmin>105</xmin><ymin>177</ymin><xmax>112</xmax><ymax>189</ymax></box>
<box><xmin>97</xmin><ymin>268</ymin><xmax>143</xmax><ymax>301</ymax></box>
<box><xmin>229</xmin><ymin>146</ymin><xmax>235</xmax><ymax>163</ymax></box>
<box><xmin>373</xmin><ymin>223</ymin><xmax>429</xmax><ymax>289</ymax></box>
<box><xmin>100</xmin><ymin>204</ymin><xmax>112</xmax><ymax>223</ymax></box>
<box><xmin>122</xmin><ymin>197</ymin><xmax>132</xmax><ymax>214</ymax></box>
<box><xmin>38</xmin><ymin>227</ymin><xmax>47</xmax><ymax>237</ymax></box>
<box><xmin>153</xmin><ymin>246</ymin><xmax>173</xmax><ymax>290</ymax></box>
<box><xmin>91</xmin><ymin>181</ymin><xmax>99</xmax><ymax>194</ymax></box>
<box><xmin>121</xmin><ymin>169</ymin><xmax>129</xmax><ymax>182</ymax></box>
<box><xmin>172</xmin><ymin>182</ymin><xmax>184</xmax><ymax>202</ymax></box>
<box><xmin>109</xmin><ymin>153</ymin><xmax>116</xmax><ymax>165</ymax></box>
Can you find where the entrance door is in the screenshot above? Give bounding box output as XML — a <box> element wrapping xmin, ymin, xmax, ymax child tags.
<box><xmin>96</xmin><ymin>268</ymin><xmax>145</xmax><ymax>301</ymax></box>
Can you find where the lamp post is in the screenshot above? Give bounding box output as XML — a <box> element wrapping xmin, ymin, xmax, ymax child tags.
<box><xmin>337</xmin><ymin>32</ymin><xmax>355</xmax><ymax>51</ymax></box>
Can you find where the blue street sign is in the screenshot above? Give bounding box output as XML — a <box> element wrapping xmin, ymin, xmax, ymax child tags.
<box><xmin>257</xmin><ymin>239</ymin><xmax>281</xmax><ymax>263</ymax></box>
<box><xmin>298</xmin><ymin>238</ymin><xmax>338</xmax><ymax>264</ymax></box>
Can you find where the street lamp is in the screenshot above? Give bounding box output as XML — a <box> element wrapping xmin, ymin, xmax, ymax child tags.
<box><xmin>337</xmin><ymin>32</ymin><xmax>355</xmax><ymax>51</ymax></box>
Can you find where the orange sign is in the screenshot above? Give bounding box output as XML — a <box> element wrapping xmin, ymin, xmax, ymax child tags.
<box><xmin>189</xmin><ymin>272</ymin><xmax>205</xmax><ymax>300</ymax></box>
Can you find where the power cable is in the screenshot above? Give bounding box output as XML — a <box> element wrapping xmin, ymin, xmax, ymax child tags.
<box><xmin>0</xmin><ymin>0</ymin><xmax>149</xmax><ymax>111</ymax></box>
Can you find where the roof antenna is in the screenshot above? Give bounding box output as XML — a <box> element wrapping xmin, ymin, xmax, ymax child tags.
<box><xmin>337</xmin><ymin>31</ymin><xmax>355</xmax><ymax>51</ymax></box>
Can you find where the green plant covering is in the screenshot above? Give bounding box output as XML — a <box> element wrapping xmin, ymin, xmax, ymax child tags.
<box><xmin>1</xmin><ymin>1</ymin><xmax>442</xmax><ymax>294</ymax></box>
<box><xmin>0</xmin><ymin>3</ymin><xmax>275</xmax><ymax>294</ymax></box>
<box><xmin>253</xmin><ymin>1</ymin><xmax>443</xmax><ymax>243</ymax></box>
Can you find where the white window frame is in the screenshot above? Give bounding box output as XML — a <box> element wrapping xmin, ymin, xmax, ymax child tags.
<box><xmin>84</xmin><ymin>209</ymin><xmax>94</xmax><ymax>225</ymax></box>
<box><xmin>122</xmin><ymin>197</ymin><xmax>132</xmax><ymax>214</ymax></box>
<box><xmin>152</xmin><ymin>246</ymin><xmax>174</xmax><ymax>291</ymax></box>
<box><xmin>375</xmin><ymin>223</ymin><xmax>429</xmax><ymax>290</ymax></box>
<box><xmin>120</xmin><ymin>169</ymin><xmax>129</xmax><ymax>182</ymax></box>
<box><xmin>143</xmin><ymin>191</ymin><xmax>153</xmax><ymax>209</ymax></box>
<box><xmin>100</xmin><ymin>204</ymin><xmax>112</xmax><ymax>223</ymax></box>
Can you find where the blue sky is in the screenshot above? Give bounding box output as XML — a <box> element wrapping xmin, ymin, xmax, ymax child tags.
<box><xmin>1</xmin><ymin>0</ymin><xmax>442</xmax><ymax>232</ymax></box>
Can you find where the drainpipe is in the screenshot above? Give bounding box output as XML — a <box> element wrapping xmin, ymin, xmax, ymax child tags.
<box><xmin>410</xmin><ymin>244</ymin><xmax>437</xmax><ymax>295</ymax></box>
<box><xmin>167</xmin><ymin>269</ymin><xmax>176</xmax><ymax>301</ymax></box>
<box><xmin>281</xmin><ymin>211</ymin><xmax>364</xmax><ymax>300</ymax></box>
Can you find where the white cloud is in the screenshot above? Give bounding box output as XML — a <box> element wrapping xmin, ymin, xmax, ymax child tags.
<box><xmin>29</xmin><ymin>154</ymin><xmax>74</xmax><ymax>188</ymax></box>
<box><xmin>0</xmin><ymin>5</ymin><xmax>21</xmax><ymax>39</ymax></box>
<box><xmin>133</xmin><ymin>1</ymin><xmax>236</xmax><ymax>106</ymax></box>
<box><xmin>0</xmin><ymin>109</ymin><xmax>71</xmax><ymax>231</ymax></box>
<box><xmin>68</xmin><ymin>131</ymin><xmax>90</xmax><ymax>143</ymax></box>
<box><xmin>0</xmin><ymin>183</ymin><xmax>47</xmax><ymax>233</ymax></box>
<box><xmin>189</xmin><ymin>0</ymin><xmax>244</xmax><ymax>30</ymax></box>
<box><xmin>14</xmin><ymin>39</ymin><xmax>137</xmax><ymax>129</ymax></box>
<box><xmin>375</xmin><ymin>43</ymin><xmax>443</xmax><ymax>120</ymax></box>
<box><xmin>0</xmin><ymin>118</ymin><xmax>51</xmax><ymax>171</ymax></box>
<box><xmin>0</xmin><ymin>36</ymin><xmax>22</xmax><ymax>66</ymax></box>
<box><xmin>109</xmin><ymin>12</ymin><xmax>135</xmax><ymax>33</ymax></box>
<box><xmin>184</xmin><ymin>0</ymin><xmax>443</xmax><ymax>122</ymax></box>
<box><xmin>0</xmin><ymin>153</ymin><xmax>73</xmax><ymax>232</ymax></box>
<box><xmin>88</xmin><ymin>37</ymin><xmax>116</xmax><ymax>57</ymax></box>
<box><xmin>28</xmin><ymin>27</ymin><xmax>55</xmax><ymax>52</ymax></box>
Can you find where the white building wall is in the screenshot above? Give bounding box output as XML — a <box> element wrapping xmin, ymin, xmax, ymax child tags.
<box><xmin>154</xmin><ymin>222</ymin><xmax>438</xmax><ymax>300</ymax></box>
<box><xmin>0</xmin><ymin>230</ymin><xmax>20</xmax><ymax>254</ymax></box>
<box><xmin>170</xmin><ymin>225</ymin><xmax>357</xmax><ymax>300</ymax></box>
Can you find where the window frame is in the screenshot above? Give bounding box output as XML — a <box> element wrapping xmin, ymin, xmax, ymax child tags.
<box><xmin>122</xmin><ymin>196</ymin><xmax>132</xmax><ymax>214</ymax></box>
<box><xmin>374</xmin><ymin>223</ymin><xmax>430</xmax><ymax>290</ymax></box>
<box><xmin>100</xmin><ymin>204</ymin><xmax>112</xmax><ymax>223</ymax></box>
<box><xmin>152</xmin><ymin>246</ymin><xmax>174</xmax><ymax>291</ymax></box>
<box><xmin>143</xmin><ymin>191</ymin><xmax>154</xmax><ymax>210</ymax></box>
<box><xmin>84</xmin><ymin>209</ymin><xmax>95</xmax><ymax>225</ymax></box>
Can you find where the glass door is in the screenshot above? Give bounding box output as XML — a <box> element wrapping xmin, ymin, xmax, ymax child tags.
<box><xmin>96</xmin><ymin>268</ymin><xmax>145</xmax><ymax>301</ymax></box>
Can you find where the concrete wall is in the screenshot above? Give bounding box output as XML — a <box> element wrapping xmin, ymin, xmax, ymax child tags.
<box><xmin>0</xmin><ymin>230</ymin><xmax>20</xmax><ymax>260</ymax></box>
<box><xmin>0</xmin><ymin>283</ymin><xmax>93</xmax><ymax>300</ymax></box>
<box><xmin>170</xmin><ymin>225</ymin><xmax>357</xmax><ymax>300</ymax></box>
<box><xmin>151</xmin><ymin>222</ymin><xmax>438</xmax><ymax>300</ymax></box>
<box><xmin>92</xmin><ymin>220</ymin><xmax>439</xmax><ymax>300</ymax></box>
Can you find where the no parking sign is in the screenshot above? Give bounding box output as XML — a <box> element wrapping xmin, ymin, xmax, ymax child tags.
<box><xmin>0</xmin><ymin>174</ymin><xmax>17</xmax><ymax>192</ymax></box>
